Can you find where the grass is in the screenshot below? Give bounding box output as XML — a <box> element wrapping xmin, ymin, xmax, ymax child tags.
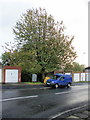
<box><xmin>22</xmin><ymin>81</ymin><xmax>90</xmax><ymax>85</ymax></box>
<box><xmin>22</xmin><ymin>82</ymin><xmax>43</xmax><ymax>85</ymax></box>
<box><xmin>73</xmin><ymin>81</ymin><xmax>90</xmax><ymax>83</ymax></box>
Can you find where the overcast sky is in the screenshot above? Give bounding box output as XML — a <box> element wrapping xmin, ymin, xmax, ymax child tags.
<box><xmin>0</xmin><ymin>0</ymin><xmax>89</xmax><ymax>66</ymax></box>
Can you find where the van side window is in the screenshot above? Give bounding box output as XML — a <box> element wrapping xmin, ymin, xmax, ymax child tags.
<box><xmin>60</xmin><ymin>77</ymin><xmax>65</xmax><ymax>81</ymax></box>
<box><xmin>56</xmin><ymin>76</ymin><xmax>60</xmax><ymax>80</ymax></box>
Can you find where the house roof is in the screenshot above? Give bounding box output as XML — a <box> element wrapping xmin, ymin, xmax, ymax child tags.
<box><xmin>85</xmin><ymin>66</ymin><xmax>90</xmax><ymax>69</ymax></box>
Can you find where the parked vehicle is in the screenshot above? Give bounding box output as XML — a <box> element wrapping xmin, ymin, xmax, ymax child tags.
<box><xmin>46</xmin><ymin>74</ymin><xmax>72</xmax><ymax>88</ymax></box>
<box><xmin>44</xmin><ymin>77</ymin><xmax>50</xmax><ymax>84</ymax></box>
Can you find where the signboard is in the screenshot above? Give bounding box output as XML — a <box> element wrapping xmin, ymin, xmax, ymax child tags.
<box><xmin>32</xmin><ymin>74</ymin><xmax>37</xmax><ymax>82</ymax></box>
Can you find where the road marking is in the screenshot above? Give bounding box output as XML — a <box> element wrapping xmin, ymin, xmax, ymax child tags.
<box><xmin>55</xmin><ymin>91</ymin><xmax>72</xmax><ymax>95</ymax></box>
<box><xmin>0</xmin><ymin>95</ymin><xmax>38</xmax><ymax>102</ymax></box>
<box><xmin>55</xmin><ymin>87</ymin><xmax>88</xmax><ymax>95</ymax></box>
<box><xmin>50</xmin><ymin>104</ymin><xmax>88</xmax><ymax>119</ymax></box>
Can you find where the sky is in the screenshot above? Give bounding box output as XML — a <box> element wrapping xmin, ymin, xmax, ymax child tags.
<box><xmin>0</xmin><ymin>0</ymin><xmax>89</xmax><ymax>66</ymax></box>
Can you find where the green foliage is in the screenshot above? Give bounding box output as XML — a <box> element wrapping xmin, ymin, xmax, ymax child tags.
<box><xmin>21</xmin><ymin>70</ymin><xmax>32</xmax><ymax>82</ymax></box>
<box><xmin>1</xmin><ymin>52</ymin><xmax>11</xmax><ymax>66</ymax></box>
<box><xmin>13</xmin><ymin>8</ymin><xmax>76</xmax><ymax>71</ymax></box>
<box><xmin>72</xmin><ymin>62</ymin><xmax>85</xmax><ymax>72</ymax></box>
<box><xmin>64</xmin><ymin>62</ymin><xmax>85</xmax><ymax>72</ymax></box>
<box><xmin>1</xmin><ymin>8</ymin><xmax>77</xmax><ymax>81</ymax></box>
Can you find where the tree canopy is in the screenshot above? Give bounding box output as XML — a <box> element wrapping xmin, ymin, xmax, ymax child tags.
<box><xmin>64</xmin><ymin>62</ymin><xmax>85</xmax><ymax>72</ymax></box>
<box><xmin>1</xmin><ymin>8</ymin><xmax>77</xmax><ymax>79</ymax></box>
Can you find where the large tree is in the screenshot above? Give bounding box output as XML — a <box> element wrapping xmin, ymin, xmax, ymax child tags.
<box><xmin>2</xmin><ymin>8</ymin><xmax>77</xmax><ymax>80</ymax></box>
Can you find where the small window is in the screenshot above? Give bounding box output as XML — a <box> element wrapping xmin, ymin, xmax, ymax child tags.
<box><xmin>56</xmin><ymin>76</ymin><xmax>60</xmax><ymax>80</ymax></box>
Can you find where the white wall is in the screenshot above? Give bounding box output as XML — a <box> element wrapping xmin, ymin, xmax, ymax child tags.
<box><xmin>86</xmin><ymin>73</ymin><xmax>90</xmax><ymax>81</ymax></box>
<box><xmin>0</xmin><ymin>69</ymin><xmax>2</xmax><ymax>83</ymax></box>
<box><xmin>73</xmin><ymin>73</ymin><xmax>89</xmax><ymax>82</ymax></box>
<box><xmin>73</xmin><ymin>73</ymin><xmax>80</xmax><ymax>82</ymax></box>
<box><xmin>81</xmin><ymin>73</ymin><xmax>85</xmax><ymax>81</ymax></box>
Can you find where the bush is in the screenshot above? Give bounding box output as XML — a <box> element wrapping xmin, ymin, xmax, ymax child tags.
<box><xmin>21</xmin><ymin>70</ymin><xmax>32</xmax><ymax>82</ymax></box>
<box><xmin>37</xmin><ymin>73</ymin><xmax>43</xmax><ymax>82</ymax></box>
<box><xmin>21</xmin><ymin>71</ymin><xmax>43</xmax><ymax>82</ymax></box>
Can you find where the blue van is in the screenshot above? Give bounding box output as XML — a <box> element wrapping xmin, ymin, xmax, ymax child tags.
<box><xmin>46</xmin><ymin>74</ymin><xmax>72</xmax><ymax>88</ymax></box>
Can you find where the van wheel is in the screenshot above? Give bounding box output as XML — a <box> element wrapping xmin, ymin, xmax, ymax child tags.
<box><xmin>55</xmin><ymin>84</ymin><xmax>59</xmax><ymax>88</ymax></box>
<box><xmin>67</xmin><ymin>83</ymin><xmax>71</xmax><ymax>88</ymax></box>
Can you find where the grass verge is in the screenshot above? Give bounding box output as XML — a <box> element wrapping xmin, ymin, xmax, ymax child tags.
<box><xmin>73</xmin><ymin>81</ymin><xmax>90</xmax><ymax>83</ymax></box>
<box><xmin>22</xmin><ymin>82</ymin><xmax>43</xmax><ymax>85</ymax></box>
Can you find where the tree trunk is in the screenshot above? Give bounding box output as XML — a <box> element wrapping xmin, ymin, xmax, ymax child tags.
<box><xmin>41</xmin><ymin>67</ymin><xmax>45</xmax><ymax>82</ymax></box>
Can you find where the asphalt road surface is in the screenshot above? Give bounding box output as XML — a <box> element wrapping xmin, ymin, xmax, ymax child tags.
<box><xmin>1</xmin><ymin>84</ymin><xmax>89</xmax><ymax>119</ymax></box>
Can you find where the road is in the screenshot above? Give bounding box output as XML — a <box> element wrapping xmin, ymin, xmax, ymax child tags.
<box><xmin>1</xmin><ymin>84</ymin><xmax>89</xmax><ymax>119</ymax></box>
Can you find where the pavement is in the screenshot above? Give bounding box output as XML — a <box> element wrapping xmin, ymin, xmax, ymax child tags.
<box><xmin>56</xmin><ymin>104</ymin><xmax>90</xmax><ymax>120</ymax></box>
<box><xmin>1</xmin><ymin>82</ymin><xmax>89</xmax><ymax>89</ymax></box>
<box><xmin>1</xmin><ymin>83</ymin><xmax>45</xmax><ymax>89</ymax></box>
<box><xmin>1</xmin><ymin>82</ymin><xmax>90</xmax><ymax>119</ymax></box>
<box><xmin>66</xmin><ymin>109</ymin><xmax>90</xmax><ymax>120</ymax></box>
